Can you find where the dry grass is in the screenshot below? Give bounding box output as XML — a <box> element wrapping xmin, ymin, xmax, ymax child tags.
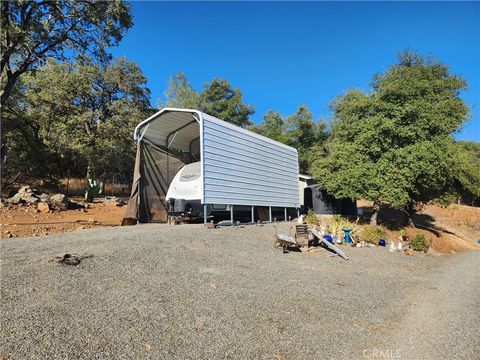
<box><xmin>60</xmin><ymin>178</ymin><xmax>130</xmax><ymax>197</ymax></box>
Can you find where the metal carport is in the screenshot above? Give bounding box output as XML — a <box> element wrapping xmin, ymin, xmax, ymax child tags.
<box><xmin>122</xmin><ymin>108</ymin><xmax>300</xmax><ymax>224</ymax></box>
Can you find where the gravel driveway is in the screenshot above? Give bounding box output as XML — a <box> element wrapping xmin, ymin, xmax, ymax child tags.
<box><xmin>1</xmin><ymin>223</ymin><xmax>478</xmax><ymax>359</ymax></box>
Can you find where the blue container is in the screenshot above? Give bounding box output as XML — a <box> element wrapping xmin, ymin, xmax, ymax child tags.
<box><xmin>323</xmin><ymin>235</ymin><xmax>334</xmax><ymax>244</ymax></box>
<box><xmin>342</xmin><ymin>228</ymin><xmax>352</xmax><ymax>244</ymax></box>
<box><xmin>379</xmin><ymin>239</ymin><xmax>386</xmax><ymax>247</ymax></box>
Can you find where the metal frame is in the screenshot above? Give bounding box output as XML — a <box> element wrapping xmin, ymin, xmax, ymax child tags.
<box><xmin>189</xmin><ymin>137</ymin><xmax>200</xmax><ymax>161</ymax></box>
<box><xmin>165</xmin><ymin>120</ymin><xmax>197</xmax><ymax>148</ymax></box>
<box><xmin>134</xmin><ymin>108</ymin><xmax>203</xmax><ymax>141</ymax></box>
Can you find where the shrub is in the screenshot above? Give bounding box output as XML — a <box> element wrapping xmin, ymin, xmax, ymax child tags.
<box><xmin>328</xmin><ymin>215</ymin><xmax>351</xmax><ymax>235</ymax></box>
<box><xmin>305</xmin><ymin>210</ymin><xmax>318</xmax><ymax>225</ymax></box>
<box><xmin>361</xmin><ymin>226</ymin><xmax>386</xmax><ymax>244</ymax></box>
<box><xmin>409</xmin><ymin>234</ymin><xmax>429</xmax><ymax>251</ymax></box>
<box><xmin>432</xmin><ymin>193</ymin><xmax>458</xmax><ymax>208</ymax></box>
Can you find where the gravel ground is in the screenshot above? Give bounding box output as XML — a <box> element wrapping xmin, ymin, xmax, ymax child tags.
<box><xmin>1</xmin><ymin>223</ymin><xmax>478</xmax><ymax>359</ymax></box>
<box><xmin>385</xmin><ymin>250</ymin><xmax>480</xmax><ymax>360</ymax></box>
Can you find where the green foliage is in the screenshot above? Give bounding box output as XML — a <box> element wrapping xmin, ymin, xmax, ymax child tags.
<box><xmin>0</xmin><ymin>0</ymin><xmax>132</xmax><ymax>104</ymax></box>
<box><xmin>1</xmin><ymin>57</ymin><xmax>151</xmax><ymax>185</ymax></box>
<box><xmin>249</xmin><ymin>111</ymin><xmax>287</xmax><ymax>143</ymax></box>
<box><xmin>250</xmin><ymin>106</ymin><xmax>328</xmax><ymax>173</ymax></box>
<box><xmin>161</xmin><ymin>73</ymin><xmax>254</xmax><ymax>127</ymax></box>
<box><xmin>85</xmin><ymin>179</ymin><xmax>102</xmax><ymax>203</ymax></box>
<box><xmin>310</xmin><ymin>50</ymin><xmax>470</xmax><ymax>214</ymax></box>
<box><xmin>361</xmin><ymin>226</ymin><xmax>386</xmax><ymax>244</ymax></box>
<box><xmin>327</xmin><ymin>215</ymin><xmax>354</xmax><ymax>237</ymax></box>
<box><xmin>451</xmin><ymin>141</ymin><xmax>480</xmax><ymax>204</ymax></box>
<box><xmin>409</xmin><ymin>234</ymin><xmax>429</xmax><ymax>251</ymax></box>
<box><xmin>432</xmin><ymin>193</ymin><xmax>458</xmax><ymax>207</ymax></box>
<box><xmin>162</xmin><ymin>73</ymin><xmax>201</xmax><ymax>109</ymax></box>
<box><xmin>305</xmin><ymin>209</ymin><xmax>318</xmax><ymax>225</ymax></box>
<box><xmin>200</xmin><ymin>79</ymin><xmax>255</xmax><ymax>127</ymax></box>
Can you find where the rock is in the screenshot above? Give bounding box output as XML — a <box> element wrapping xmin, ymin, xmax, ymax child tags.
<box><xmin>23</xmin><ymin>194</ymin><xmax>40</xmax><ymax>204</ymax></box>
<box><xmin>38</xmin><ymin>193</ymin><xmax>50</xmax><ymax>202</ymax></box>
<box><xmin>50</xmin><ymin>193</ymin><xmax>69</xmax><ymax>210</ymax></box>
<box><xmin>104</xmin><ymin>196</ymin><xmax>126</xmax><ymax>206</ymax></box>
<box><xmin>8</xmin><ymin>194</ymin><xmax>25</xmax><ymax>205</ymax></box>
<box><xmin>8</xmin><ymin>186</ymin><xmax>40</xmax><ymax>204</ymax></box>
<box><xmin>18</xmin><ymin>185</ymin><xmax>33</xmax><ymax>194</ymax></box>
<box><xmin>37</xmin><ymin>202</ymin><xmax>50</xmax><ymax>213</ymax></box>
<box><xmin>68</xmin><ymin>200</ymin><xmax>87</xmax><ymax>210</ymax></box>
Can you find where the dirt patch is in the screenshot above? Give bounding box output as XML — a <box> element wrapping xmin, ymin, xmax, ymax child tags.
<box><xmin>1</xmin><ymin>198</ymin><xmax>125</xmax><ymax>238</ymax></box>
<box><xmin>402</xmin><ymin>227</ymin><xmax>477</xmax><ymax>254</ymax></box>
<box><xmin>417</xmin><ymin>204</ymin><xmax>480</xmax><ymax>241</ymax></box>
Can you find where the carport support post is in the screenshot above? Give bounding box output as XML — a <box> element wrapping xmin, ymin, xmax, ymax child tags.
<box><xmin>284</xmin><ymin>207</ymin><xmax>287</xmax><ymax>222</ymax></box>
<box><xmin>230</xmin><ymin>205</ymin><xmax>234</xmax><ymax>224</ymax></box>
<box><xmin>203</xmin><ymin>204</ymin><xmax>207</xmax><ymax>224</ymax></box>
<box><xmin>269</xmin><ymin>206</ymin><xmax>272</xmax><ymax>222</ymax></box>
<box><xmin>251</xmin><ymin>206</ymin><xmax>254</xmax><ymax>223</ymax></box>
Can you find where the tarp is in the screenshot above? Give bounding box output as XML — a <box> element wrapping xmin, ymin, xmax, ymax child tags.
<box><xmin>121</xmin><ymin>144</ymin><xmax>141</xmax><ymax>226</ymax></box>
<box><xmin>122</xmin><ymin>140</ymin><xmax>186</xmax><ymax>224</ymax></box>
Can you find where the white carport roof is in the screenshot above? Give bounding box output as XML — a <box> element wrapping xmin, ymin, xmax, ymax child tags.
<box><xmin>134</xmin><ymin>108</ymin><xmax>201</xmax><ymax>152</ymax></box>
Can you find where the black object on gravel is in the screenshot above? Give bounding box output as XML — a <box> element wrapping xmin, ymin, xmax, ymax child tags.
<box><xmin>53</xmin><ymin>253</ymin><xmax>93</xmax><ymax>266</ymax></box>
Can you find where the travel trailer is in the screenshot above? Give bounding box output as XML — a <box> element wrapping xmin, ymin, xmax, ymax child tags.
<box><xmin>165</xmin><ymin>161</ymin><xmax>250</xmax><ymax>221</ymax></box>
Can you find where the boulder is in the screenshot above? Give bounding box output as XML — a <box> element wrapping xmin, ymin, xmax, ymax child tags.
<box><xmin>23</xmin><ymin>194</ymin><xmax>40</xmax><ymax>204</ymax></box>
<box><xmin>38</xmin><ymin>193</ymin><xmax>50</xmax><ymax>202</ymax></box>
<box><xmin>37</xmin><ymin>202</ymin><xmax>50</xmax><ymax>213</ymax></box>
<box><xmin>18</xmin><ymin>185</ymin><xmax>33</xmax><ymax>194</ymax></box>
<box><xmin>8</xmin><ymin>186</ymin><xmax>40</xmax><ymax>204</ymax></box>
<box><xmin>50</xmin><ymin>193</ymin><xmax>69</xmax><ymax>210</ymax></box>
<box><xmin>8</xmin><ymin>193</ymin><xmax>25</xmax><ymax>205</ymax></box>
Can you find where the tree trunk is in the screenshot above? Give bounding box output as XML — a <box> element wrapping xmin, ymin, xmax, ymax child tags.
<box><xmin>369</xmin><ymin>200</ymin><xmax>381</xmax><ymax>226</ymax></box>
<box><xmin>406</xmin><ymin>201</ymin><xmax>416</xmax><ymax>228</ymax></box>
<box><xmin>1</xmin><ymin>68</ymin><xmax>23</xmax><ymax>107</ymax></box>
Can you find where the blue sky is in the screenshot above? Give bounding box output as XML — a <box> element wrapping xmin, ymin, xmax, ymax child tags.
<box><xmin>111</xmin><ymin>1</ymin><xmax>480</xmax><ymax>142</ymax></box>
